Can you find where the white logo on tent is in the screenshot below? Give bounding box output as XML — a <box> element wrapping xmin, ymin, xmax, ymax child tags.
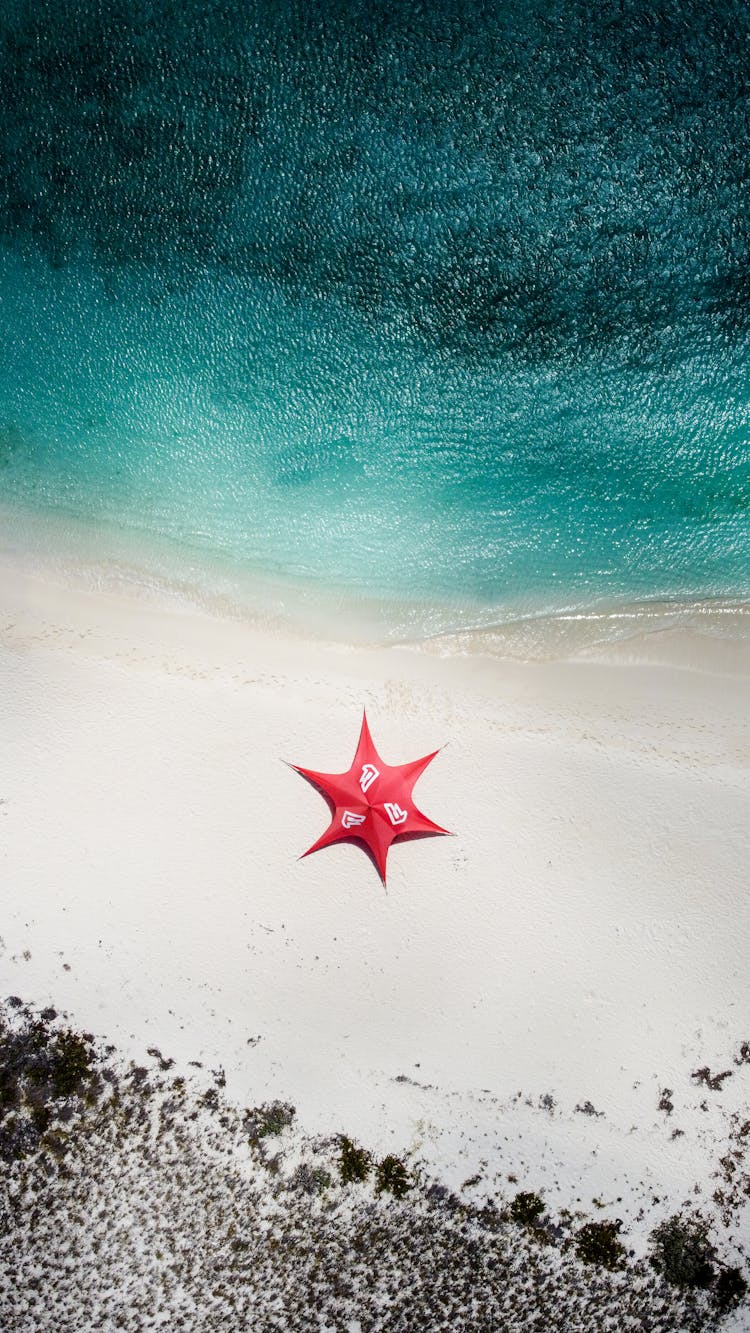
<box><xmin>359</xmin><ymin>764</ymin><xmax>379</xmax><ymax>793</ymax></box>
<box><xmin>384</xmin><ymin>802</ymin><xmax>407</xmax><ymax>826</ymax></box>
<box><xmin>342</xmin><ymin>810</ymin><xmax>366</xmax><ymax>829</ymax></box>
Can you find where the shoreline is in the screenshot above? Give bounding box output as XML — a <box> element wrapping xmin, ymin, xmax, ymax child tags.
<box><xmin>1</xmin><ymin>537</ymin><xmax>749</xmax><ymax>1259</ymax></box>
<box><xmin>3</xmin><ymin>496</ymin><xmax>750</xmax><ymax>664</ymax></box>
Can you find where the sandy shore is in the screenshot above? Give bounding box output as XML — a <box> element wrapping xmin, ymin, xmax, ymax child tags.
<box><xmin>2</xmin><ymin>550</ymin><xmax>749</xmax><ymax>1257</ymax></box>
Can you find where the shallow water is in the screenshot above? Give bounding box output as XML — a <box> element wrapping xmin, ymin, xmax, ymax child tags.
<box><xmin>1</xmin><ymin>0</ymin><xmax>749</xmax><ymax>639</ymax></box>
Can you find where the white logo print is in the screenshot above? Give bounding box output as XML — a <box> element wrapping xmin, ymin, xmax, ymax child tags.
<box><xmin>342</xmin><ymin>810</ymin><xmax>366</xmax><ymax>829</ymax></box>
<box><xmin>384</xmin><ymin>802</ymin><xmax>407</xmax><ymax>827</ymax></box>
<box><xmin>359</xmin><ymin>763</ymin><xmax>379</xmax><ymax>793</ymax></box>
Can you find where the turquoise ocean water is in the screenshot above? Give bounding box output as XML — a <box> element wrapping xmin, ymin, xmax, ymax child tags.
<box><xmin>1</xmin><ymin>0</ymin><xmax>749</xmax><ymax>644</ymax></box>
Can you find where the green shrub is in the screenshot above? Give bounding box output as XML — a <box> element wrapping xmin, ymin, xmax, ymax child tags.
<box><xmin>291</xmin><ymin>1163</ymin><xmax>331</xmax><ymax>1195</ymax></box>
<box><xmin>52</xmin><ymin>1030</ymin><xmax>94</xmax><ymax>1096</ymax></box>
<box><xmin>649</xmin><ymin>1214</ymin><xmax>716</xmax><ymax>1288</ymax></box>
<box><xmin>375</xmin><ymin>1154</ymin><xmax>412</xmax><ymax>1199</ymax></box>
<box><xmin>339</xmin><ymin>1136</ymin><xmax>371</xmax><ymax>1184</ymax></box>
<box><xmin>510</xmin><ymin>1191</ymin><xmax>545</xmax><ymax>1227</ymax></box>
<box><xmin>714</xmin><ymin>1266</ymin><xmax>748</xmax><ymax>1312</ymax></box>
<box><xmin>21</xmin><ymin>1025</ymin><xmax>94</xmax><ymax>1100</ymax></box>
<box><xmin>575</xmin><ymin>1220</ymin><xmax>626</xmax><ymax>1270</ymax></box>
<box><xmin>245</xmin><ymin>1100</ymin><xmax>296</xmax><ymax>1140</ymax></box>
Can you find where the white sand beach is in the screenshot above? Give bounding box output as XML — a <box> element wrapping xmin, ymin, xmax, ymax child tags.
<box><xmin>2</xmin><ymin>547</ymin><xmax>750</xmax><ymax>1263</ymax></box>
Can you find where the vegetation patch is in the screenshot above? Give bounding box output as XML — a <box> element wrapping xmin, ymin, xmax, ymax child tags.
<box><xmin>375</xmin><ymin>1154</ymin><xmax>412</xmax><ymax>1199</ymax></box>
<box><xmin>244</xmin><ymin>1100</ymin><xmax>296</xmax><ymax>1142</ymax></box>
<box><xmin>575</xmin><ymin>1100</ymin><xmax>604</xmax><ymax>1118</ymax></box>
<box><xmin>510</xmin><ymin>1191</ymin><xmax>545</xmax><ymax>1227</ymax></box>
<box><xmin>658</xmin><ymin>1088</ymin><xmax>674</xmax><ymax>1115</ymax></box>
<box><xmin>0</xmin><ymin>1011</ymin><xmax>99</xmax><ymax>1157</ymax></box>
<box><xmin>574</xmin><ymin>1220</ymin><xmax>626</xmax><ymax>1270</ymax></box>
<box><xmin>290</xmin><ymin>1163</ymin><xmax>331</xmax><ymax>1195</ymax></box>
<box><xmin>45</xmin><ymin>1029</ymin><xmax>95</xmax><ymax>1097</ymax></box>
<box><xmin>714</xmin><ymin>1265</ymin><xmax>748</xmax><ymax>1312</ymax></box>
<box><xmin>713</xmin><ymin>1112</ymin><xmax>750</xmax><ymax>1225</ymax></box>
<box><xmin>649</xmin><ymin>1214</ymin><xmax>716</xmax><ymax>1289</ymax></box>
<box><xmin>338</xmin><ymin>1136</ymin><xmax>371</xmax><ymax>1185</ymax></box>
<box><xmin>0</xmin><ymin>998</ymin><xmax>741</xmax><ymax>1332</ymax></box>
<box><xmin>691</xmin><ymin>1067</ymin><xmax>732</xmax><ymax>1092</ymax></box>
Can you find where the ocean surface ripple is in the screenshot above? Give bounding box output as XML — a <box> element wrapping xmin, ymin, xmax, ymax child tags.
<box><xmin>1</xmin><ymin>0</ymin><xmax>749</xmax><ymax>637</ymax></box>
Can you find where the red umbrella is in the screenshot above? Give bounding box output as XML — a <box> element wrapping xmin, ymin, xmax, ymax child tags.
<box><xmin>292</xmin><ymin>711</ymin><xmax>450</xmax><ymax>883</ymax></box>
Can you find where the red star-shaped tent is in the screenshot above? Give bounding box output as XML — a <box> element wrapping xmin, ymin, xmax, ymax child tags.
<box><xmin>292</xmin><ymin>711</ymin><xmax>450</xmax><ymax>883</ymax></box>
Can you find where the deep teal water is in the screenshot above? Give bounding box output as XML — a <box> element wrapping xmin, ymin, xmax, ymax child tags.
<box><xmin>1</xmin><ymin>0</ymin><xmax>749</xmax><ymax>634</ymax></box>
